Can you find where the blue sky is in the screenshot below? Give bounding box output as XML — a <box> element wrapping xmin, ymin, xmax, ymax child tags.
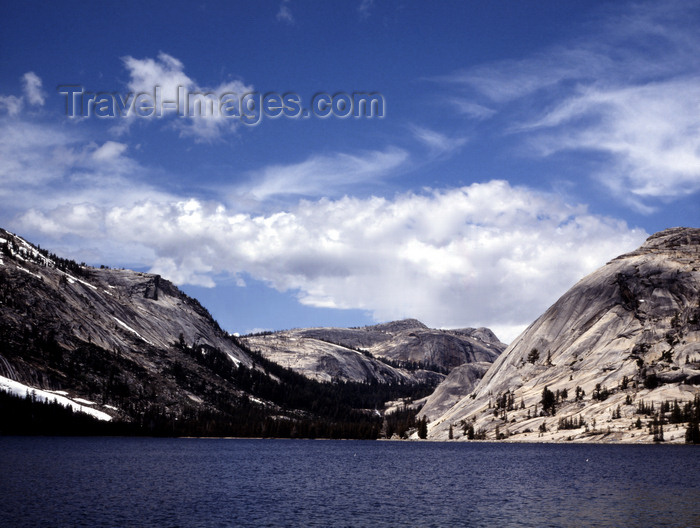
<box><xmin>1</xmin><ymin>0</ymin><xmax>698</xmax><ymax>342</ymax></box>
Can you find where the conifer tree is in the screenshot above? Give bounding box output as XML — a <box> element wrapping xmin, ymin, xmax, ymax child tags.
<box><xmin>541</xmin><ymin>386</ymin><xmax>556</xmax><ymax>416</ymax></box>
<box><xmin>417</xmin><ymin>416</ymin><xmax>428</xmax><ymax>439</ymax></box>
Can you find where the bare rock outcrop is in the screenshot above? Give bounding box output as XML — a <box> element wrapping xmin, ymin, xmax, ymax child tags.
<box><xmin>418</xmin><ymin>362</ymin><xmax>492</xmax><ymax>421</ymax></box>
<box><xmin>242</xmin><ymin>319</ymin><xmax>504</xmax><ymax>385</ymax></box>
<box><xmin>429</xmin><ymin>227</ymin><xmax>700</xmax><ymax>443</ymax></box>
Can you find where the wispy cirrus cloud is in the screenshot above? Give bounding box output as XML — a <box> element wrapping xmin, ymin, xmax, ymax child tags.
<box><xmin>523</xmin><ymin>78</ymin><xmax>700</xmax><ymax>211</ymax></box>
<box><xmin>236</xmin><ymin>147</ymin><xmax>409</xmax><ymax>201</ymax></box>
<box><xmin>409</xmin><ymin>125</ymin><xmax>468</xmax><ymax>157</ymax></box>
<box><xmin>436</xmin><ymin>0</ymin><xmax>700</xmax><ymax>211</ymax></box>
<box><xmin>447</xmin><ymin>98</ymin><xmax>495</xmax><ymax>120</ymax></box>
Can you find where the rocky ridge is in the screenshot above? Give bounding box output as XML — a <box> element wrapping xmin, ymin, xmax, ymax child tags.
<box><xmin>242</xmin><ymin>319</ymin><xmax>504</xmax><ymax>384</ymax></box>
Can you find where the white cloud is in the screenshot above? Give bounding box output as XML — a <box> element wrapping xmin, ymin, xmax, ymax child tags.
<box><xmin>409</xmin><ymin>125</ymin><xmax>468</xmax><ymax>156</ymax></box>
<box><xmin>0</xmin><ymin>71</ymin><xmax>46</xmax><ymax>116</ymax></box>
<box><xmin>448</xmin><ymin>98</ymin><xmax>495</xmax><ymax>120</ymax></box>
<box><xmin>92</xmin><ymin>141</ymin><xmax>128</xmax><ymax>161</ymax></box>
<box><xmin>441</xmin><ymin>55</ymin><xmax>582</xmax><ymax>104</ymax></box>
<box><xmin>276</xmin><ymin>0</ymin><xmax>294</xmax><ymax>24</ymax></box>
<box><xmin>437</xmin><ymin>0</ymin><xmax>700</xmax><ymax>210</ymax></box>
<box><xmin>120</xmin><ymin>52</ymin><xmax>253</xmax><ymax>141</ymax></box>
<box><xmin>22</xmin><ymin>72</ymin><xmax>45</xmax><ymax>106</ymax></box>
<box><xmin>0</xmin><ymin>118</ymin><xmax>170</xmax><ymax>248</ymax></box>
<box><xmin>0</xmin><ymin>112</ymin><xmax>647</xmax><ymax>344</ymax></box>
<box><xmin>15</xmin><ymin>175</ymin><xmax>647</xmax><ymax>343</ymax></box>
<box><xmin>524</xmin><ymin>79</ymin><xmax>700</xmax><ymax>210</ymax></box>
<box><xmin>238</xmin><ymin>147</ymin><xmax>409</xmax><ymax>200</ymax></box>
<box><xmin>123</xmin><ymin>52</ymin><xmax>193</xmax><ymax>105</ymax></box>
<box><xmin>0</xmin><ymin>95</ymin><xmax>23</xmax><ymax>116</ymax></box>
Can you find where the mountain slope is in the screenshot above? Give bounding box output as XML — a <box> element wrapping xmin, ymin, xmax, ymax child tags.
<box><xmin>428</xmin><ymin>227</ymin><xmax>700</xmax><ymax>443</ymax></box>
<box><xmin>417</xmin><ymin>362</ymin><xmax>492</xmax><ymax>422</ymax></box>
<box><xmin>242</xmin><ymin>319</ymin><xmax>504</xmax><ymax>385</ymax></box>
<box><xmin>0</xmin><ymin>229</ymin><xmax>423</xmax><ymax>437</ymax></box>
<box><xmin>0</xmin><ymin>228</ymin><xmax>255</xmax><ymax>425</ymax></box>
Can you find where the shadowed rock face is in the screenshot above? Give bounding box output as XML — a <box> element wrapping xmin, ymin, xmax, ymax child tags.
<box><xmin>368</xmin><ymin>326</ymin><xmax>502</xmax><ymax>369</ymax></box>
<box><xmin>429</xmin><ymin>227</ymin><xmax>700</xmax><ymax>443</ymax></box>
<box><xmin>418</xmin><ymin>362</ymin><xmax>492</xmax><ymax>422</ymax></box>
<box><xmin>0</xmin><ymin>228</ymin><xmax>253</xmax><ymax>421</ymax></box>
<box><xmin>242</xmin><ymin>319</ymin><xmax>504</xmax><ymax>384</ymax></box>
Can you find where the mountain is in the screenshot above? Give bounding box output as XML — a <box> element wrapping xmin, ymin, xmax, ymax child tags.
<box><xmin>0</xmin><ymin>228</ymin><xmax>429</xmax><ymax>438</ymax></box>
<box><xmin>241</xmin><ymin>319</ymin><xmax>504</xmax><ymax>385</ymax></box>
<box><xmin>427</xmin><ymin>227</ymin><xmax>700</xmax><ymax>443</ymax></box>
<box><xmin>417</xmin><ymin>362</ymin><xmax>493</xmax><ymax>422</ymax></box>
<box><xmin>0</xmin><ymin>228</ymin><xmax>268</xmax><ymax>432</ymax></box>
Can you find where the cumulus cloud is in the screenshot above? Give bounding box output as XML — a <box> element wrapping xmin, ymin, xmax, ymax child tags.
<box><xmin>0</xmin><ymin>118</ymin><xmax>168</xmax><ymax>247</ymax></box>
<box><xmin>120</xmin><ymin>52</ymin><xmax>253</xmax><ymax>141</ymax></box>
<box><xmin>15</xmin><ymin>174</ymin><xmax>647</xmax><ymax>342</ymax></box>
<box><xmin>123</xmin><ymin>53</ymin><xmax>193</xmax><ymax>105</ymax></box>
<box><xmin>92</xmin><ymin>141</ymin><xmax>128</xmax><ymax>161</ymax></box>
<box><xmin>22</xmin><ymin>72</ymin><xmax>45</xmax><ymax>106</ymax></box>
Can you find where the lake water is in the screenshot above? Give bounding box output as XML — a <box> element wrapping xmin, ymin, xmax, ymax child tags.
<box><xmin>1</xmin><ymin>437</ymin><xmax>698</xmax><ymax>528</ymax></box>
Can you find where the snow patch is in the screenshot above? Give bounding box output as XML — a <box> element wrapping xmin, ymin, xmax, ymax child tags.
<box><xmin>63</xmin><ymin>272</ymin><xmax>98</xmax><ymax>290</ymax></box>
<box><xmin>112</xmin><ymin>316</ymin><xmax>156</xmax><ymax>346</ymax></box>
<box><xmin>17</xmin><ymin>266</ymin><xmax>43</xmax><ymax>279</ymax></box>
<box><xmin>0</xmin><ymin>375</ymin><xmax>113</xmax><ymax>421</ymax></box>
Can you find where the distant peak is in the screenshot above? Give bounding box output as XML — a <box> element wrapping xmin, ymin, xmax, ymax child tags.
<box><xmin>372</xmin><ymin>319</ymin><xmax>428</xmax><ymax>332</ymax></box>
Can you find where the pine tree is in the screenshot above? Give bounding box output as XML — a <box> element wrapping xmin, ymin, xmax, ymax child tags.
<box><xmin>417</xmin><ymin>416</ymin><xmax>428</xmax><ymax>439</ymax></box>
<box><xmin>541</xmin><ymin>386</ymin><xmax>556</xmax><ymax>416</ymax></box>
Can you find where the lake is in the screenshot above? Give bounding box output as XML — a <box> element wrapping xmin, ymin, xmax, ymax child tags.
<box><xmin>1</xmin><ymin>437</ymin><xmax>698</xmax><ymax>527</ymax></box>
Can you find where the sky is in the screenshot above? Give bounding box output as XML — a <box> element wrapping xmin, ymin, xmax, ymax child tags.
<box><xmin>1</xmin><ymin>0</ymin><xmax>699</xmax><ymax>343</ymax></box>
